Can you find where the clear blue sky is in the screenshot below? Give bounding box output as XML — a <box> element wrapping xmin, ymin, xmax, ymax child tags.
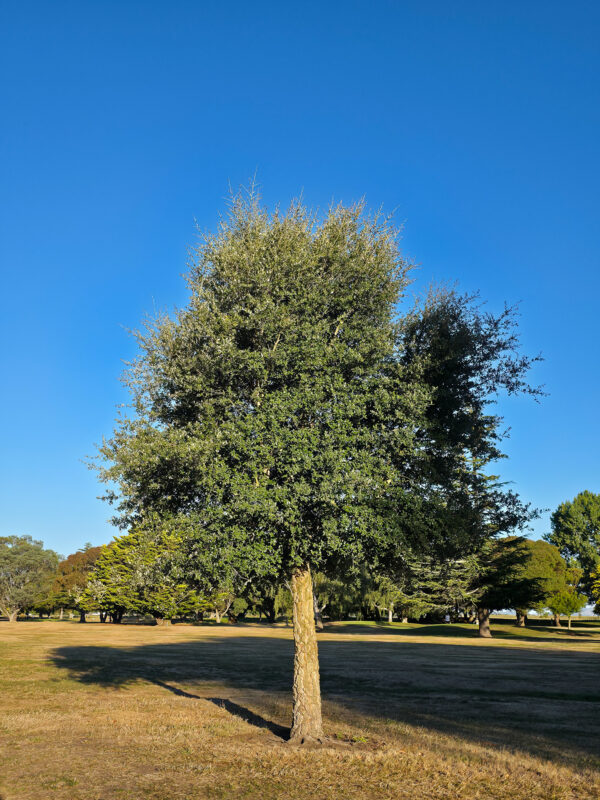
<box><xmin>1</xmin><ymin>2</ymin><xmax>598</xmax><ymax>556</ymax></box>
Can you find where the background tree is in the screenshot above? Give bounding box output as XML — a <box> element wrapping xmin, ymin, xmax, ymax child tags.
<box><xmin>83</xmin><ymin>520</ymin><xmax>203</xmax><ymax>624</ymax></box>
<box><xmin>471</xmin><ymin>537</ymin><xmax>543</xmax><ymax>637</ymax></box>
<box><xmin>511</xmin><ymin>539</ymin><xmax>568</xmax><ymax>626</ymax></box>
<box><xmin>546</xmin><ymin>587</ymin><xmax>587</xmax><ymax>630</ymax></box>
<box><xmin>0</xmin><ymin>536</ymin><xmax>59</xmax><ymax>622</ymax></box>
<box><xmin>591</xmin><ymin>570</ymin><xmax>600</xmax><ymax>616</ymax></box>
<box><xmin>53</xmin><ymin>544</ymin><xmax>104</xmax><ymax>622</ymax></box>
<box><xmin>545</xmin><ymin>490</ymin><xmax>600</xmax><ymax>596</ymax></box>
<box><xmin>96</xmin><ymin>193</ymin><xmax>540</xmax><ymax>743</ymax></box>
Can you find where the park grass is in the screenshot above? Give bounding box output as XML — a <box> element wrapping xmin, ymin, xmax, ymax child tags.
<box><xmin>1</xmin><ymin>620</ymin><xmax>599</xmax><ymax>799</ymax></box>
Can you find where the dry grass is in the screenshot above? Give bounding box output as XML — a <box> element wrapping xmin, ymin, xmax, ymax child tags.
<box><xmin>1</xmin><ymin>619</ymin><xmax>599</xmax><ymax>799</ymax></box>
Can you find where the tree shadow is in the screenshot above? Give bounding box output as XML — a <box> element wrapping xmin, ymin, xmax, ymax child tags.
<box><xmin>328</xmin><ymin>621</ymin><xmax>600</xmax><ymax>642</ymax></box>
<box><xmin>152</xmin><ymin>678</ymin><xmax>289</xmax><ymax>739</ymax></box>
<box><xmin>49</xmin><ymin>634</ymin><xmax>600</xmax><ymax>766</ymax></box>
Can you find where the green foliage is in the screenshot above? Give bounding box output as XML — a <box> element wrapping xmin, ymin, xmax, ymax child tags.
<box><xmin>591</xmin><ymin>570</ymin><xmax>600</xmax><ymax>615</ymax></box>
<box><xmin>83</xmin><ymin>519</ymin><xmax>202</xmax><ymax>621</ymax></box>
<box><xmin>545</xmin><ymin>490</ymin><xmax>600</xmax><ymax>596</ymax></box>
<box><xmin>472</xmin><ymin>537</ymin><xmax>544</xmax><ymax>613</ymax></box>
<box><xmin>52</xmin><ymin>545</ymin><xmax>104</xmax><ymax>613</ymax></box>
<box><xmin>512</xmin><ymin>539</ymin><xmax>570</xmax><ymax>616</ymax></box>
<box><xmin>546</xmin><ymin>588</ymin><xmax>587</xmax><ymax>621</ymax></box>
<box><xmin>0</xmin><ymin>535</ymin><xmax>59</xmax><ymax>620</ymax></box>
<box><xmin>96</xmin><ymin>193</ymin><xmax>540</xmax><ymax>600</ymax></box>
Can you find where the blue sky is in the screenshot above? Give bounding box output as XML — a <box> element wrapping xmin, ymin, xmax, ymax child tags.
<box><xmin>1</xmin><ymin>1</ymin><xmax>598</xmax><ymax>556</ymax></box>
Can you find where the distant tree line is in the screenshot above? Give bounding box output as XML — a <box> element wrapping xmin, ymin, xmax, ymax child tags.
<box><xmin>1</xmin><ymin>524</ymin><xmax>593</xmax><ymax>632</ymax></box>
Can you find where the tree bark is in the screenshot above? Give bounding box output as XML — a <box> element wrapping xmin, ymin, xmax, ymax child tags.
<box><xmin>79</xmin><ymin>611</ymin><xmax>86</xmax><ymax>623</ymax></box>
<box><xmin>567</xmin><ymin>615</ymin><xmax>572</xmax><ymax>631</ymax></box>
<box><xmin>99</xmin><ymin>611</ymin><xmax>108</xmax><ymax>623</ymax></box>
<box><xmin>258</xmin><ymin>596</ymin><xmax>276</xmax><ymax>623</ymax></box>
<box><xmin>515</xmin><ymin>610</ymin><xmax>526</xmax><ymax>627</ymax></box>
<box><xmin>387</xmin><ymin>605</ymin><xmax>393</xmax><ymax>624</ymax></box>
<box><xmin>553</xmin><ymin>613</ymin><xmax>561</xmax><ymax>628</ymax></box>
<box><xmin>401</xmin><ymin>616</ymin><xmax>408</xmax><ymax>624</ymax></box>
<box><xmin>59</xmin><ymin>607</ymin><xmax>64</xmax><ymax>620</ymax></box>
<box><xmin>8</xmin><ymin>609</ymin><xmax>19</xmax><ymax>623</ymax></box>
<box><xmin>313</xmin><ymin>592</ymin><xmax>324</xmax><ymax>631</ymax></box>
<box><xmin>289</xmin><ymin>566</ymin><xmax>323</xmax><ymax>744</ymax></box>
<box><xmin>477</xmin><ymin>607</ymin><xmax>492</xmax><ymax>638</ymax></box>
<box><xmin>214</xmin><ymin>609</ymin><xmax>221</xmax><ymax>624</ymax></box>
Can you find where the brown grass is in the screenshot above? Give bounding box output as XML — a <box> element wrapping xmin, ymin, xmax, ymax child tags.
<box><xmin>1</xmin><ymin>619</ymin><xmax>599</xmax><ymax>799</ymax></box>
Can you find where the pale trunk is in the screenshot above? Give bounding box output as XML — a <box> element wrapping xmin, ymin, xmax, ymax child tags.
<box><xmin>387</xmin><ymin>605</ymin><xmax>393</xmax><ymax>624</ymax></box>
<box><xmin>553</xmin><ymin>613</ymin><xmax>561</xmax><ymax>628</ymax></box>
<box><xmin>477</xmin><ymin>607</ymin><xmax>492</xmax><ymax>638</ymax></box>
<box><xmin>214</xmin><ymin>609</ymin><xmax>221</xmax><ymax>624</ymax></box>
<box><xmin>568</xmin><ymin>615</ymin><xmax>572</xmax><ymax>631</ymax></box>
<box><xmin>8</xmin><ymin>609</ymin><xmax>19</xmax><ymax>623</ymax></box>
<box><xmin>289</xmin><ymin>566</ymin><xmax>323</xmax><ymax>744</ymax></box>
<box><xmin>515</xmin><ymin>611</ymin><xmax>526</xmax><ymax>627</ymax></box>
<box><xmin>401</xmin><ymin>616</ymin><xmax>408</xmax><ymax>624</ymax></box>
<box><xmin>59</xmin><ymin>607</ymin><xmax>64</xmax><ymax>620</ymax></box>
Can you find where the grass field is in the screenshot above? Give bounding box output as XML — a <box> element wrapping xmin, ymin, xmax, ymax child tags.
<box><xmin>1</xmin><ymin>620</ymin><xmax>599</xmax><ymax>800</ymax></box>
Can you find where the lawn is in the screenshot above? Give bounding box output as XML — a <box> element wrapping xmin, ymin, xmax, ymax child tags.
<box><xmin>1</xmin><ymin>619</ymin><xmax>599</xmax><ymax>800</ymax></box>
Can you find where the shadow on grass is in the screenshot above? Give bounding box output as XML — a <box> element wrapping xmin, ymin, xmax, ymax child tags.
<box><xmin>328</xmin><ymin>621</ymin><xmax>600</xmax><ymax>641</ymax></box>
<box><xmin>49</xmin><ymin>634</ymin><xmax>600</xmax><ymax>765</ymax></box>
<box><xmin>153</xmin><ymin>678</ymin><xmax>289</xmax><ymax>739</ymax></box>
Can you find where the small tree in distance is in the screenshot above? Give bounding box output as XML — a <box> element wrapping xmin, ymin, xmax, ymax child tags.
<box><xmin>53</xmin><ymin>544</ymin><xmax>104</xmax><ymax>622</ymax></box>
<box><xmin>546</xmin><ymin>588</ymin><xmax>587</xmax><ymax>630</ymax></box>
<box><xmin>545</xmin><ymin>490</ymin><xmax>600</xmax><ymax>596</ymax></box>
<box><xmin>0</xmin><ymin>536</ymin><xmax>59</xmax><ymax>622</ymax></box>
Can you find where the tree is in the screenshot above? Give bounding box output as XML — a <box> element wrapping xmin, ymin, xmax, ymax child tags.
<box><xmin>545</xmin><ymin>491</ymin><xmax>600</xmax><ymax>596</ymax></box>
<box><xmin>53</xmin><ymin>544</ymin><xmax>104</xmax><ymax>622</ymax></box>
<box><xmin>83</xmin><ymin>519</ymin><xmax>203</xmax><ymax>624</ymax></box>
<box><xmin>96</xmin><ymin>193</ymin><xmax>540</xmax><ymax>743</ymax></box>
<box><xmin>591</xmin><ymin>570</ymin><xmax>600</xmax><ymax>616</ymax></box>
<box><xmin>511</xmin><ymin>539</ymin><xmax>568</xmax><ymax>626</ymax></box>
<box><xmin>471</xmin><ymin>537</ymin><xmax>543</xmax><ymax>638</ymax></box>
<box><xmin>0</xmin><ymin>536</ymin><xmax>59</xmax><ymax>622</ymax></box>
<box><xmin>546</xmin><ymin>587</ymin><xmax>587</xmax><ymax>630</ymax></box>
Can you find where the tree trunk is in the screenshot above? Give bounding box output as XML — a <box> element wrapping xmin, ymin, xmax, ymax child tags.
<box><xmin>477</xmin><ymin>607</ymin><xmax>492</xmax><ymax>638</ymax></box>
<box><xmin>214</xmin><ymin>608</ymin><xmax>221</xmax><ymax>624</ymax></box>
<box><xmin>265</xmin><ymin>602</ymin><xmax>276</xmax><ymax>624</ymax></box>
<box><xmin>8</xmin><ymin>609</ymin><xmax>19</xmax><ymax>623</ymax></box>
<box><xmin>313</xmin><ymin>592</ymin><xmax>324</xmax><ymax>631</ymax></box>
<box><xmin>515</xmin><ymin>610</ymin><xmax>526</xmax><ymax>627</ymax></box>
<box><xmin>59</xmin><ymin>607</ymin><xmax>64</xmax><ymax>620</ymax></box>
<box><xmin>401</xmin><ymin>616</ymin><xmax>408</xmax><ymax>624</ymax></box>
<box><xmin>99</xmin><ymin>611</ymin><xmax>108</xmax><ymax>623</ymax></box>
<box><xmin>553</xmin><ymin>613</ymin><xmax>561</xmax><ymax>627</ymax></box>
<box><xmin>79</xmin><ymin>610</ymin><xmax>86</xmax><ymax>623</ymax></box>
<box><xmin>289</xmin><ymin>566</ymin><xmax>323</xmax><ymax>745</ymax></box>
<box><xmin>387</xmin><ymin>606</ymin><xmax>393</xmax><ymax>624</ymax></box>
<box><xmin>568</xmin><ymin>615</ymin><xmax>572</xmax><ymax>631</ymax></box>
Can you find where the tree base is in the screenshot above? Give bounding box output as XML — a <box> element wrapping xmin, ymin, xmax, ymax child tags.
<box><xmin>286</xmin><ymin>732</ymin><xmax>324</xmax><ymax>747</ymax></box>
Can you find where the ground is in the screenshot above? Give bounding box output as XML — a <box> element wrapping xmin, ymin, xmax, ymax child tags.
<box><xmin>1</xmin><ymin>619</ymin><xmax>599</xmax><ymax>800</ymax></box>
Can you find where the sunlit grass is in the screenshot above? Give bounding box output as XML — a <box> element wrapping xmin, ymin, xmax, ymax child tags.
<box><xmin>1</xmin><ymin>619</ymin><xmax>599</xmax><ymax>799</ymax></box>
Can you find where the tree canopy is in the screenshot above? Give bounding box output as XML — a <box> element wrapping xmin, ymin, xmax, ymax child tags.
<box><xmin>0</xmin><ymin>535</ymin><xmax>59</xmax><ymax>622</ymax></box>
<box><xmin>95</xmin><ymin>192</ymin><xmax>541</xmax><ymax>741</ymax></box>
<box><xmin>545</xmin><ymin>490</ymin><xmax>600</xmax><ymax>595</ymax></box>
